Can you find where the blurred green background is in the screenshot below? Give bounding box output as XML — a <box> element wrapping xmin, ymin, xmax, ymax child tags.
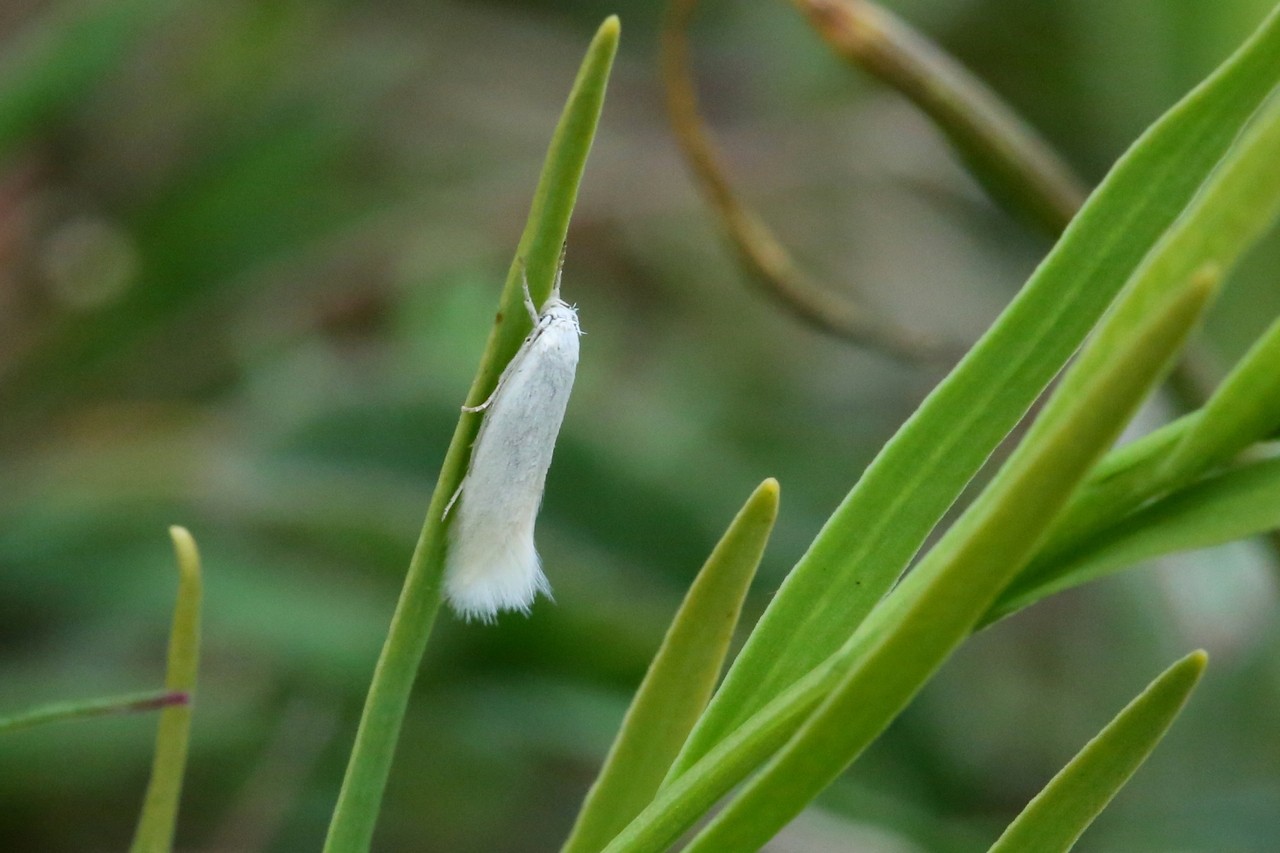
<box><xmin>1</xmin><ymin>1</ymin><xmax>1277</xmax><ymax>850</ymax></box>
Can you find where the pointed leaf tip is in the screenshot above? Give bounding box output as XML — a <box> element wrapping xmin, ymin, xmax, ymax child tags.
<box><xmin>130</xmin><ymin>526</ymin><xmax>203</xmax><ymax>853</ymax></box>
<box><xmin>561</xmin><ymin>479</ymin><xmax>774</xmax><ymax>853</ymax></box>
<box><xmin>1185</xmin><ymin>648</ymin><xmax>1209</xmax><ymax>673</ymax></box>
<box><xmin>746</xmin><ymin>478</ymin><xmax>780</xmax><ymax>519</ymax></box>
<box><xmin>989</xmin><ymin>649</ymin><xmax>1207</xmax><ymax>853</ymax></box>
<box><xmin>168</xmin><ymin>526</ymin><xmax>199</xmax><ymax>585</ymax></box>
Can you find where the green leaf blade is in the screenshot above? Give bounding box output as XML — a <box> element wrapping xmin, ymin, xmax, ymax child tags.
<box><xmin>1162</xmin><ymin>315</ymin><xmax>1280</xmax><ymax>482</ymax></box>
<box><xmin>989</xmin><ymin>652</ymin><xmax>1207</xmax><ymax>853</ymax></box>
<box><xmin>1022</xmin><ymin>415</ymin><xmax>1196</xmax><ymax>576</ymax></box>
<box><xmin>130</xmin><ymin>526</ymin><xmax>203</xmax><ymax>853</ymax></box>
<box><xmin>1037</xmin><ymin>91</ymin><xmax>1280</xmax><ymax>444</ymax></box>
<box><xmin>676</xmin><ymin>3</ymin><xmax>1280</xmax><ymax>775</ymax></box>
<box><xmin>1000</xmin><ymin>315</ymin><xmax>1280</xmax><ymax>618</ymax></box>
<box><xmin>323</xmin><ymin>19</ymin><xmax>619</xmax><ymax>853</ymax></box>
<box><xmin>680</xmin><ymin>268</ymin><xmax>1215</xmax><ymax>853</ymax></box>
<box><xmin>472</xmin><ymin>14</ymin><xmax>622</xmax><ymax>408</ymax></box>
<box><xmin>993</xmin><ymin>86</ymin><xmax>1280</xmax><ymax>620</ymax></box>
<box><xmin>602</xmin><ymin>662</ymin><xmax>832</xmax><ymax>853</ymax></box>
<box><xmin>560</xmin><ymin>480</ymin><xmax>778</xmax><ymax>853</ymax></box>
<box><xmin>659</xmin><ymin>266</ymin><xmax>1217</xmax><ymax>853</ymax></box>
<box><xmin>996</xmin><ymin>457</ymin><xmax>1280</xmax><ymax>620</ymax></box>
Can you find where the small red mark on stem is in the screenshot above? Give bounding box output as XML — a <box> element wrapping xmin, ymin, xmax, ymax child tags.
<box><xmin>127</xmin><ymin>691</ymin><xmax>191</xmax><ymax>713</ymax></box>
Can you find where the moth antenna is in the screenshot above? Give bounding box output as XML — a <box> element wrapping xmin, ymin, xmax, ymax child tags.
<box><xmin>551</xmin><ymin>241</ymin><xmax>568</xmax><ymax>302</ymax></box>
<box><xmin>517</xmin><ymin>257</ymin><xmax>539</xmax><ymax>324</ymax></box>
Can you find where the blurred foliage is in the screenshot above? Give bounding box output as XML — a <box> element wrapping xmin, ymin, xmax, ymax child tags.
<box><xmin>0</xmin><ymin>1</ymin><xmax>1277</xmax><ymax>851</ymax></box>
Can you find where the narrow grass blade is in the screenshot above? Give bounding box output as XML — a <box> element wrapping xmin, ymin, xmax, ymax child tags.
<box><xmin>989</xmin><ymin>652</ymin><xmax>1207</xmax><ymax>853</ymax></box>
<box><xmin>0</xmin><ymin>689</ymin><xmax>186</xmax><ymax>735</ymax></box>
<box><xmin>560</xmin><ymin>480</ymin><xmax>778</xmax><ymax>853</ymax></box>
<box><xmin>990</xmin><ymin>87</ymin><xmax>1280</xmax><ymax>618</ymax></box>
<box><xmin>130</xmin><ymin>526</ymin><xmax>202</xmax><ymax>853</ymax></box>
<box><xmin>677</xmin><ymin>270</ymin><xmax>1215</xmax><ymax>853</ymax></box>
<box><xmin>479</xmin><ymin>17</ymin><xmax>622</xmax><ymax>392</ymax></box>
<box><xmin>994</xmin><ymin>457</ymin><xmax>1280</xmax><ymax>621</ymax></box>
<box><xmin>646</xmin><ymin>42</ymin><xmax>1280</xmax><ymax>844</ymax></box>
<box><xmin>1162</xmin><ymin>315</ymin><xmax>1280</xmax><ymax>482</ymax></box>
<box><xmin>602</xmin><ymin>660</ymin><xmax>833</xmax><ymax>853</ymax></box>
<box><xmin>676</xmin><ymin>4</ymin><xmax>1280</xmax><ymax>775</ymax></box>
<box><xmin>323</xmin><ymin>19</ymin><xmax>619</xmax><ymax>853</ymax></box>
<box><xmin>1022</xmin><ymin>416</ymin><xmax>1196</xmax><ymax>572</ymax></box>
<box><xmin>1023</xmin><ymin>93</ymin><xmax>1280</xmax><ymax>454</ymax></box>
<box><xmin>995</xmin><ymin>314</ymin><xmax>1280</xmax><ymax>622</ymax></box>
<box><xmin>607</xmin><ymin>270</ymin><xmax>1216</xmax><ymax>853</ymax></box>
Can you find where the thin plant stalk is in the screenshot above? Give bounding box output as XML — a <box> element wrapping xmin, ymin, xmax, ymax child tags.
<box><xmin>322</xmin><ymin>18</ymin><xmax>619</xmax><ymax>852</ymax></box>
<box><xmin>129</xmin><ymin>526</ymin><xmax>202</xmax><ymax>853</ymax></box>
<box><xmin>661</xmin><ymin>0</ymin><xmax>949</xmax><ymax>361</ymax></box>
<box><xmin>0</xmin><ymin>689</ymin><xmax>186</xmax><ymax>735</ymax></box>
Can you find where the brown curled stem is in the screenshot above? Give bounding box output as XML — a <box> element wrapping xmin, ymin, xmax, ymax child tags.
<box><xmin>662</xmin><ymin>0</ymin><xmax>953</xmax><ymax>364</ymax></box>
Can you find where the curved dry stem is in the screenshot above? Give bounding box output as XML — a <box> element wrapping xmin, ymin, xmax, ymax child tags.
<box><xmin>662</xmin><ymin>0</ymin><xmax>953</xmax><ymax>364</ymax></box>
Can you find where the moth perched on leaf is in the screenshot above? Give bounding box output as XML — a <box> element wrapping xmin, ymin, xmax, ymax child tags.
<box><xmin>443</xmin><ymin>256</ymin><xmax>582</xmax><ymax>621</ymax></box>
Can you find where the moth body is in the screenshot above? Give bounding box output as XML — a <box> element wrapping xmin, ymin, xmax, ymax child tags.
<box><xmin>444</xmin><ymin>282</ymin><xmax>581</xmax><ymax>621</ymax></box>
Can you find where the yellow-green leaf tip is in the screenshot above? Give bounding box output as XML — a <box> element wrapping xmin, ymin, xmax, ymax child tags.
<box><xmin>746</xmin><ymin>479</ymin><xmax>780</xmax><ymax>522</ymax></box>
<box><xmin>168</xmin><ymin>525</ymin><xmax>200</xmax><ymax>583</ymax></box>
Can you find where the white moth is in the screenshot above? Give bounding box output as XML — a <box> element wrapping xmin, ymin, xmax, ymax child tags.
<box><xmin>442</xmin><ymin>259</ymin><xmax>581</xmax><ymax>621</ymax></box>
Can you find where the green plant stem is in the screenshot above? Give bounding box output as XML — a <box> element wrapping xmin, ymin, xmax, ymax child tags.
<box><xmin>322</xmin><ymin>18</ymin><xmax>618</xmax><ymax>853</ymax></box>
<box><xmin>0</xmin><ymin>689</ymin><xmax>186</xmax><ymax>734</ymax></box>
<box><xmin>130</xmin><ymin>526</ymin><xmax>202</xmax><ymax>853</ymax></box>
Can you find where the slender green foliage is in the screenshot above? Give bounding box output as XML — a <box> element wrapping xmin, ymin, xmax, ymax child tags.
<box><xmin>129</xmin><ymin>526</ymin><xmax>202</xmax><ymax>853</ymax></box>
<box><xmin>1162</xmin><ymin>315</ymin><xmax>1280</xmax><ymax>482</ymax></box>
<box><xmin>561</xmin><ymin>480</ymin><xmax>777</xmax><ymax>853</ymax></box>
<box><xmin>989</xmin><ymin>652</ymin><xmax>1207</xmax><ymax>853</ymax></box>
<box><xmin>676</xmin><ymin>269</ymin><xmax>1217</xmax><ymax>853</ymax></box>
<box><xmin>991</xmin><ymin>312</ymin><xmax>1280</xmax><ymax>623</ymax></box>
<box><xmin>1010</xmin><ymin>308</ymin><xmax>1280</xmax><ymax>583</ymax></box>
<box><xmin>991</xmin><ymin>88</ymin><xmax>1280</xmax><ymax>619</ymax></box>
<box><xmin>606</xmin><ymin>266</ymin><xmax>1217</xmax><ymax>853</ymax></box>
<box><xmin>0</xmin><ymin>689</ymin><xmax>185</xmax><ymax>735</ymax></box>
<box><xmin>323</xmin><ymin>18</ymin><xmax>619</xmax><ymax>852</ymax></box>
<box><xmin>592</xmin><ymin>10</ymin><xmax>1280</xmax><ymax>849</ymax></box>
<box><xmin>675</xmin><ymin>5</ymin><xmax>1280</xmax><ymax>772</ymax></box>
<box><xmin>999</xmin><ymin>458</ymin><xmax>1280</xmax><ymax>619</ymax></box>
